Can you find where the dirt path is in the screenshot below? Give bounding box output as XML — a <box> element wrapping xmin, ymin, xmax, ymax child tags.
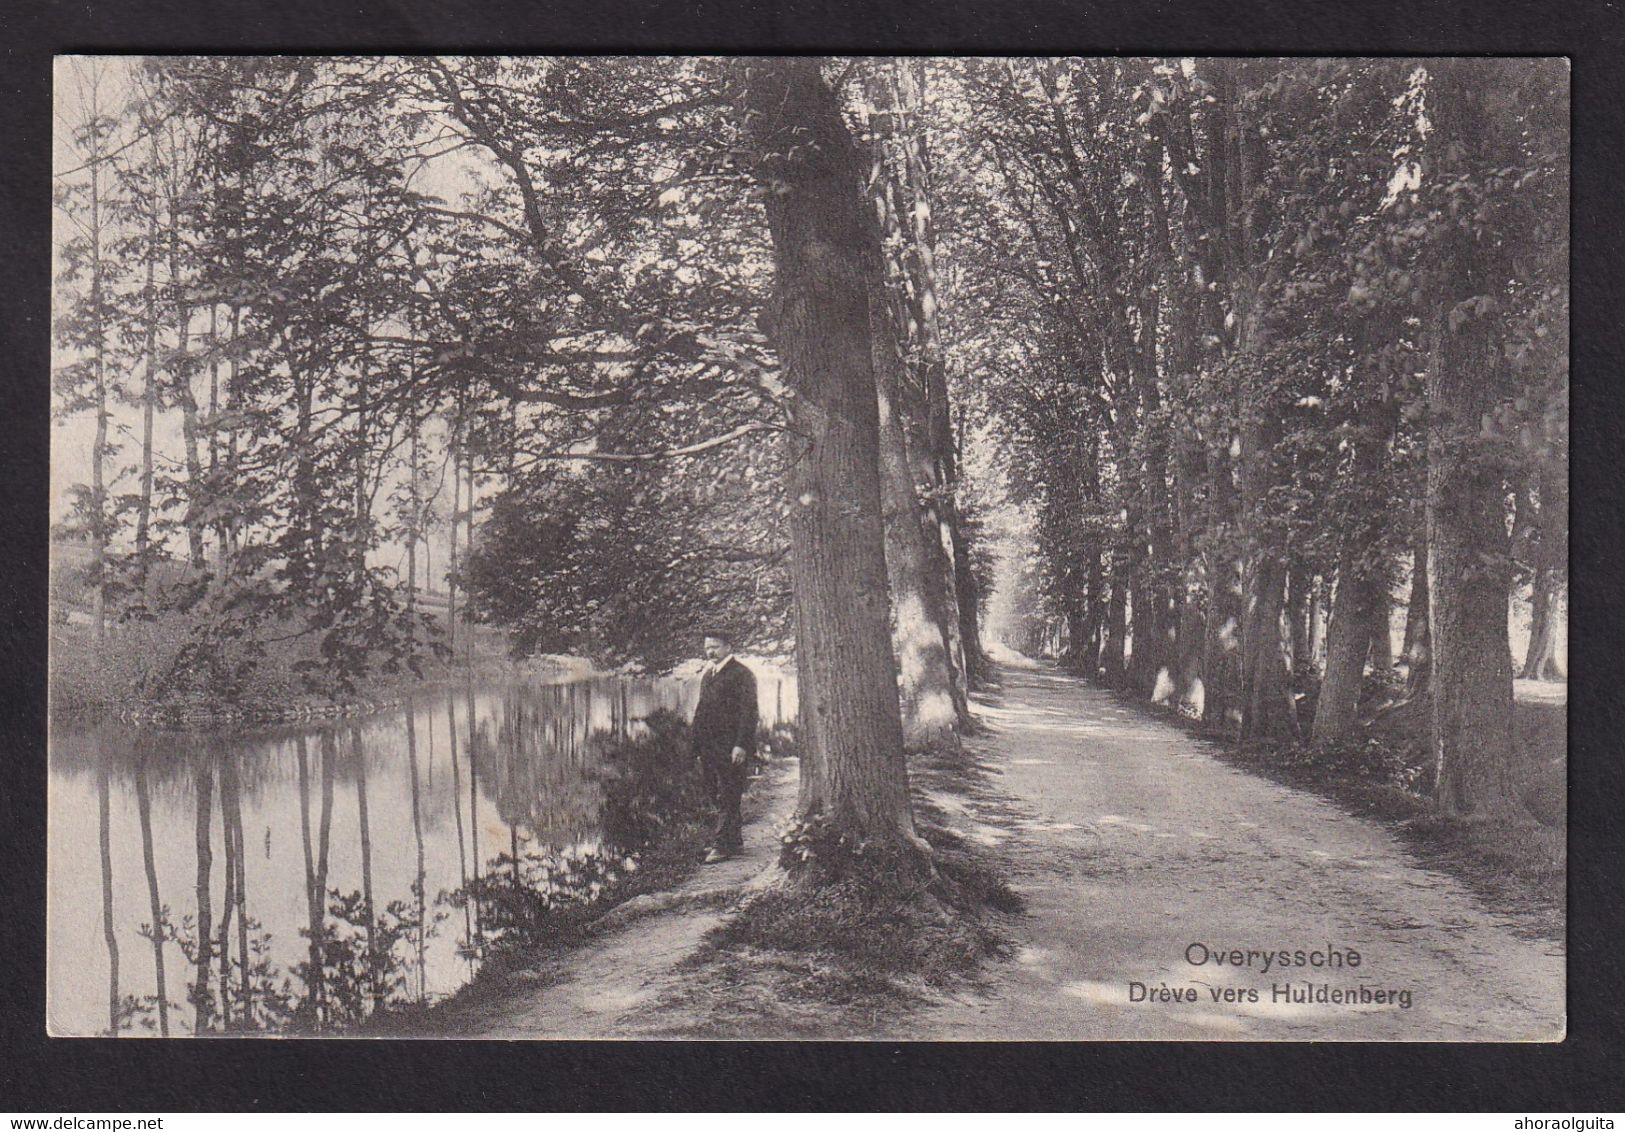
<box><xmin>909</xmin><ymin>664</ymin><xmax>1564</xmax><ymax>1041</ymax></box>
<box><xmin>442</xmin><ymin>754</ymin><xmax>800</xmax><ymax>1039</ymax></box>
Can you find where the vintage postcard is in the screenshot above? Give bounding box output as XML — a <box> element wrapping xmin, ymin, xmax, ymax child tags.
<box><xmin>47</xmin><ymin>55</ymin><xmax>1565</xmax><ymax>1040</ymax></box>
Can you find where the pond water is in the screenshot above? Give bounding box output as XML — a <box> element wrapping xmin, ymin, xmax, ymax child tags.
<box><xmin>47</xmin><ymin>666</ymin><xmax>794</xmax><ymax>1037</ymax></box>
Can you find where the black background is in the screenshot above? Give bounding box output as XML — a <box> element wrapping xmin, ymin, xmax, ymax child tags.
<box><xmin>3</xmin><ymin>0</ymin><xmax>1621</xmax><ymax>1111</ymax></box>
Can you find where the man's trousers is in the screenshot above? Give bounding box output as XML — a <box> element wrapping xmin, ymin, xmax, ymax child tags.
<box><xmin>700</xmin><ymin>755</ymin><xmax>748</xmax><ymax>851</ymax></box>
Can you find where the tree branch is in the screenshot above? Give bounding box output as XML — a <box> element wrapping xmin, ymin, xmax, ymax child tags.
<box><xmin>513</xmin><ymin>421</ymin><xmax>780</xmax><ymax>466</ymax></box>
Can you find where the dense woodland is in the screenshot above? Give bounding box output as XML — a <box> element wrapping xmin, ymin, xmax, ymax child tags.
<box><xmin>53</xmin><ymin>57</ymin><xmax>1567</xmax><ymax>866</ymax></box>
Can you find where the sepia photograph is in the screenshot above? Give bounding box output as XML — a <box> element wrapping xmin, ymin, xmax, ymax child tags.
<box><xmin>47</xmin><ymin>54</ymin><xmax>1567</xmax><ymax>1042</ymax></box>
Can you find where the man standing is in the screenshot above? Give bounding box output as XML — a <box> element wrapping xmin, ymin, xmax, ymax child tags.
<box><xmin>690</xmin><ymin>630</ymin><xmax>758</xmax><ymax>863</ymax></box>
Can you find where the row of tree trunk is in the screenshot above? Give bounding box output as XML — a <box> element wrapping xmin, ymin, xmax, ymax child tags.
<box><xmin>1008</xmin><ymin>59</ymin><xmax>1563</xmax><ymax>829</ymax></box>
<box><xmin>743</xmin><ymin>58</ymin><xmax>984</xmax><ymax>858</ymax></box>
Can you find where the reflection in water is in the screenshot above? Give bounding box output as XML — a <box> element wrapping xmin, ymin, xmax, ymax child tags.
<box><xmin>352</xmin><ymin>725</ymin><xmax>380</xmax><ymax>1012</ymax></box>
<box><xmin>97</xmin><ymin>767</ymin><xmax>119</xmax><ymax>1037</ymax></box>
<box><xmin>133</xmin><ymin>758</ymin><xmax>170</xmax><ymax>1036</ymax></box>
<box><xmin>220</xmin><ymin>747</ymin><xmax>251</xmax><ymax>1026</ymax></box>
<box><xmin>406</xmin><ymin>709</ymin><xmax>427</xmax><ymax>1002</ymax></box>
<box><xmin>465</xmin><ymin>683</ymin><xmax>483</xmax><ymax>954</ymax></box>
<box><xmin>446</xmin><ymin>692</ymin><xmax>471</xmax><ymax>976</ymax></box>
<box><xmin>190</xmin><ymin>757</ymin><xmax>212</xmax><ymax>1035</ymax></box>
<box><xmin>49</xmin><ymin>668</ymin><xmax>793</xmax><ymax>1036</ymax></box>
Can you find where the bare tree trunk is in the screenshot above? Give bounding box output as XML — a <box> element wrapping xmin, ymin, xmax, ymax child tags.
<box><xmin>135</xmin><ymin>188</ymin><xmax>159</xmax><ymax>590</ymax></box>
<box><xmin>160</xmin><ymin>126</ymin><xmax>206</xmax><ymax>570</ymax></box>
<box><xmin>224</xmin><ymin>305</ymin><xmax>243</xmax><ymax>561</ymax></box>
<box><xmin>88</xmin><ymin>128</ymin><xmax>109</xmax><ymax>641</ymax></box>
<box><xmin>744</xmin><ymin>57</ymin><xmax>921</xmax><ymax>855</ymax></box>
<box><xmin>207</xmin><ymin>304</ymin><xmax>223</xmax><ymax>564</ymax></box>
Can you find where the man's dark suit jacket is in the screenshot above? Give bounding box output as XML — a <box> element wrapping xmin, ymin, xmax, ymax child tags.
<box><xmin>691</xmin><ymin>657</ymin><xmax>759</xmax><ymax>763</ymax></box>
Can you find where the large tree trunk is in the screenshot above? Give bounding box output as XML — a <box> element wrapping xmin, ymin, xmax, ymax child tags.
<box><xmin>1237</xmin><ymin>407</ymin><xmax>1299</xmax><ymax>741</ymax></box>
<box><xmin>1427</xmin><ymin>314</ymin><xmax>1516</xmax><ymax>816</ymax></box>
<box><xmin>1101</xmin><ymin>552</ymin><xmax>1129</xmax><ymax>687</ymax></box>
<box><xmin>1199</xmin><ymin>468</ymin><xmax>1242</xmax><ymax>731</ymax></box>
<box><xmin>1062</xmin><ymin>604</ymin><xmax>1086</xmax><ymax>670</ymax></box>
<box><xmin>1080</xmin><ymin>546</ymin><xmax>1106</xmax><ymax>678</ymax></box>
<box><xmin>1126</xmin><ymin>527</ymin><xmax>1155</xmax><ymax>695</ymax></box>
<box><xmin>745</xmin><ymin>58</ymin><xmax>921</xmax><ymax>854</ymax></box>
<box><xmin>1367</xmin><ymin>577</ymin><xmax>1395</xmax><ymax>673</ymax></box>
<box><xmin>1312</xmin><ymin>415</ymin><xmax>1389</xmax><ymax>743</ymax></box>
<box><xmin>1426</xmin><ymin>61</ymin><xmax>1519</xmax><ymax>821</ymax></box>
<box><xmin>1239</xmin><ymin>548</ymin><xmax>1299</xmax><ymax>743</ymax></box>
<box><xmin>1286</xmin><ymin>561</ymin><xmax>1313</xmax><ymax>674</ymax></box>
<box><xmin>1171</xmin><ymin>431</ymin><xmax>1207</xmax><ymax>712</ymax></box>
<box><xmin>947</xmin><ymin>482</ymin><xmax>985</xmax><ymax>687</ymax></box>
<box><xmin>1235</xmin><ymin>305</ymin><xmax>1300</xmax><ymax>743</ymax></box>
<box><xmin>1312</xmin><ymin>568</ymin><xmax>1376</xmax><ymax>745</ymax></box>
<box><xmin>1307</xmin><ymin>574</ymin><xmax>1327</xmax><ymax>670</ymax></box>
